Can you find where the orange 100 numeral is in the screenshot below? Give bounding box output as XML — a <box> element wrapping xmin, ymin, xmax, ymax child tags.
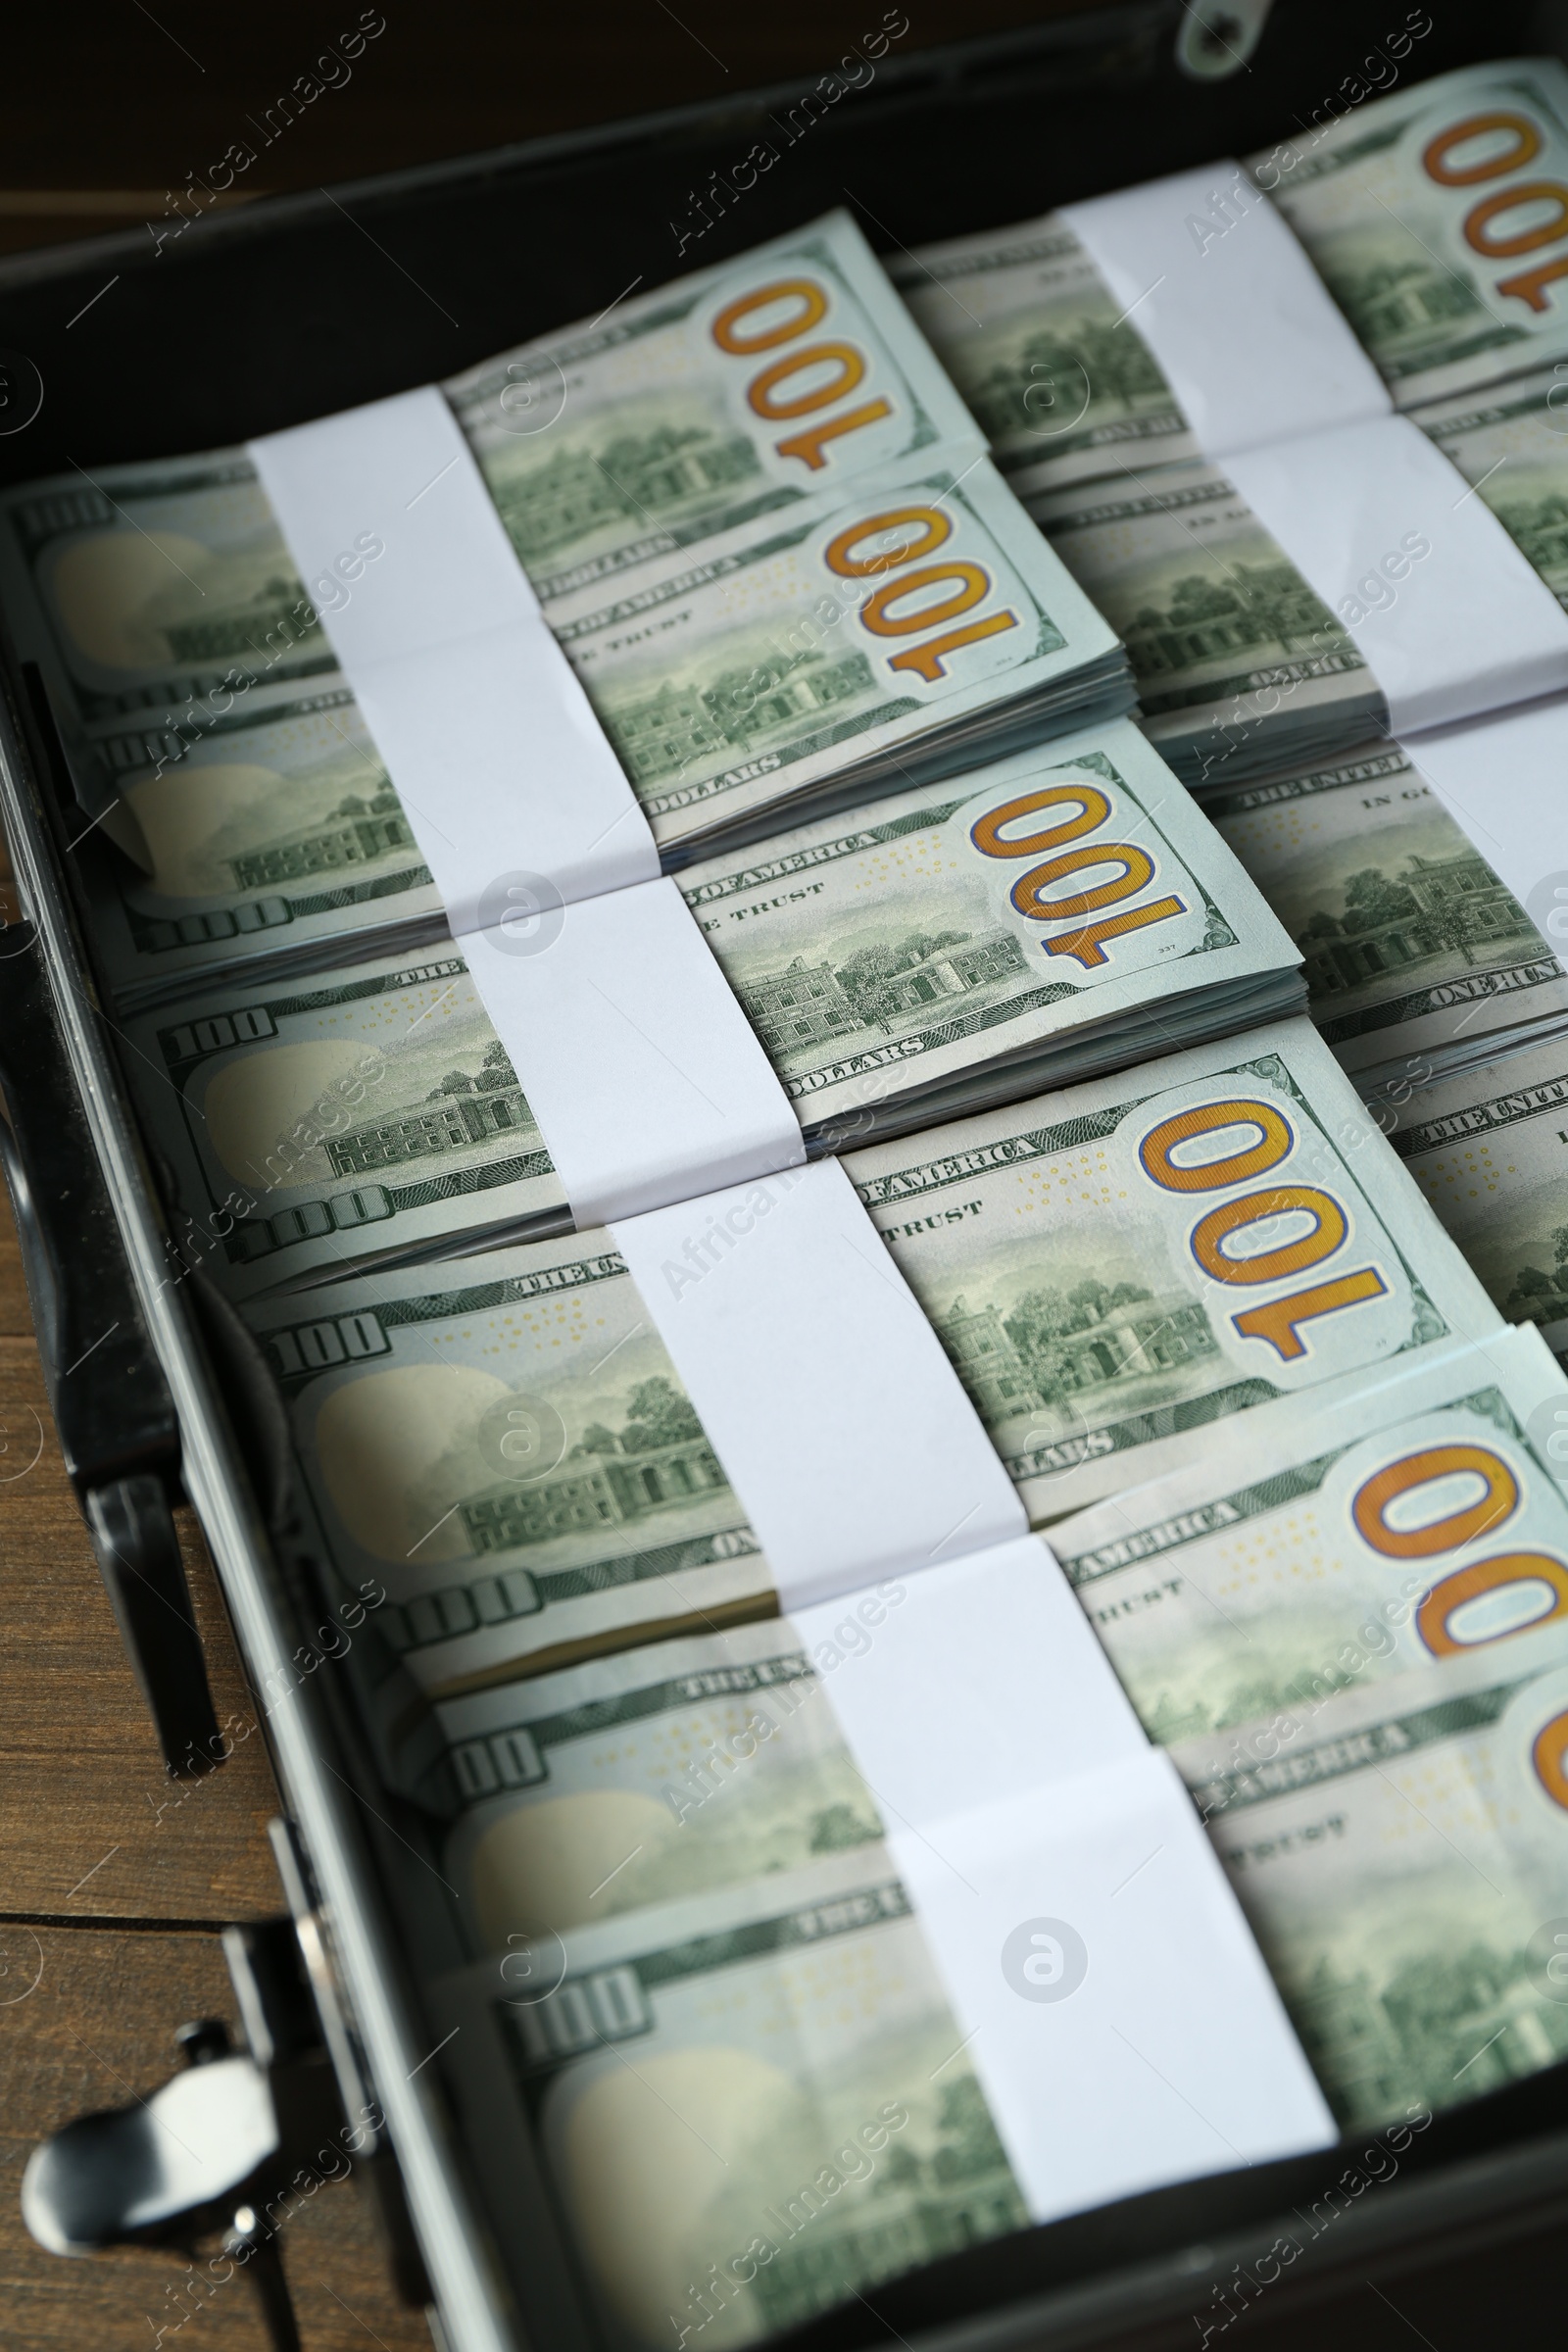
<box><xmin>824</xmin><ymin>504</ymin><xmax>1022</xmax><ymax>687</ymax></box>
<box><xmin>1350</xmin><ymin>1438</ymin><xmax>1568</xmax><ymax>1660</ymax></box>
<box><xmin>1422</xmin><ymin>110</ymin><xmax>1568</xmax><ymax>314</ymax></box>
<box><xmin>968</xmin><ymin>784</ymin><xmax>1185</xmax><ymax>968</ymax></box>
<box><xmin>710</xmin><ymin>277</ymin><xmax>893</xmax><ymax>468</ymax></box>
<box><xmin>1534</xmin><ymin>1709</ymin><xmax>1568</xmax><ymax>1810</ymax></box>
<box><xmin>1137</xmin><ymin>1097</ymin><xmax>1388</xmax><ymax>1360</ymax></box>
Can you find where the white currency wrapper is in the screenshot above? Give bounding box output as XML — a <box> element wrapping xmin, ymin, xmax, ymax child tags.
<box><xmin>457</xmin><ymin>876</ymin><xmax>804</xmax><ymax>1225</ymax></box>
<box><xmin>1398</xmin><ymin>695</ymin><xmax>1568</xmax><ymax>971</ymax></box>
<box><xmin>891</xmin><ymin>1753</ymin><xmax>1337</xmax><ymax>2219</ymax></box>
<box><xmin>1062</xmin><ymin>163</ymin><xmax>1388</xmax><ymax>457</ymax></box>
<box><xmin>795</xmin><ymin>1544</ymin><xmax>1336</xmax><ymax>2221</ymax></box>
<box><xmin>1227</xmin><ymin>416</ymin><xmax>1568</xmax><ymax>735</ymax></box>
<box><xmin>612</xmin><ymin>1157</ymin><xmax>1027</xmax><ymax>1608</ymax></box>
<box><xmin>790</xmin><ymin>1536</ymin><xmax>1149</xmax><ymax>1815</ymax></box>
<box><xmin>250</xmin><ymin>386</ymin><xmax>657</xmax><ymax>929</ymax></box>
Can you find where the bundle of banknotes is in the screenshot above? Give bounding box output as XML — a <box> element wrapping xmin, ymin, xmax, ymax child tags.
<box><xmin>402</xmin><ymin>1322</ymin><xmax>1568</xmax><ymax>2346</ymax></box>
<box><xmin>898</xmin><ymin>56</ymin><xmax>1568</xmax><ymax>781</ymax></box>
<box><xmin>0</xmin><ymin>213</ymin><xmax>1129</xmax><ymax>972</ymax></box>
<box><xmin>16</xmin><ymin>59</ymin><xmax>1568</xmax><ymax>2348</ymax></box>
<box><xmin>240</xmin><ymin>1131</ymin><xmax>1568</xmax><ymax>2343</ymax></box>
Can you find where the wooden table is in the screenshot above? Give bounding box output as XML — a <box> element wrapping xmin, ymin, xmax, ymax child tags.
<box><xmin>0</xmin><ymin>837</ymin><xmax>429</xmax><ymax>2345</ymax></box>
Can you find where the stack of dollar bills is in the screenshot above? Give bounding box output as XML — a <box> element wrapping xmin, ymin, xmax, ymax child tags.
<box><xmin>239</xmin><ymin>1016</ymin><xmax>1501</xmax><ymax>1701</ymax></box>
<box><xmin>1371</xmin><ymin>1022</ymin><xmax>1568</xmax><ymax>1364</ymax></box>
<box><xmin>0</xmin><ymin>212</ymin><xmax>1130</xmax><ymax>975</ymax></box>
<box><xmin>233</xmin><ymin>1023</ymin><xmax>1568</xmax><ymax>2338</ymax></box>
<box><xmin>19</xmin><ymin>66</ymin><xmax>1568</xmax><ymax>2346</ymax></box>
<box><xmin>1201</xmin><ymin>736</ymin><xmax>1568</xmax><ymax>1084</ymax></box>
<box><xmin>119</xmin><ymin>719</ymin><xmax>1311</xmax><ymax>1292</ymax></box>
<box><xmin>897</xmin><ymin>57</ymin><xmax>1568</xmax><ymax>781</ymax></box>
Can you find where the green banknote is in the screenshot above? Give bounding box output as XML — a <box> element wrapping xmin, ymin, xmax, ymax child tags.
<box><xmin>0</xmin><ymin>447</ymin><xmax>336</xmax><ymax>728</ymax></box>
<box><xmin>446</xmin><ymin>209</ymin><xmax>981</xmax><ymax>604</ymax></box>
<box><xmin>120</xmin><ymin>727</ymin><xmax>1298</xmax><ymax>1288</ymax></box>
<box><xmin>82</xmin><ymin>683</ymin><xmax>445</xmax><ymax>1003</ymax></box>
<box><xmin>121</xmin><ymin>950</ymin><xmax>568</xmax><ymax>1297</ymax></box>
<box><xmin>1173</xmin><ymin>1633</ymin><xmax>1568</xmax><ymax>2130</ymax></box>
<box><xmin>0</xmin><ymin>212</ymin><xmax>975</xmax><ymax>738</ymax></box>
<box><xmin>1381</xmin><ymin>1030</ymin><xmax>1568</xmax><ymax>1360</ymax></box>
<box><xmin>681</xmin><ymin>718</ymin><xmax>1302</xmax><ymax>1139</ymax></box>
<box><xmin>547</xmin><ymin>444</ymin><xmax>1127</xmax><ymax>859</ymax></box>
<box><xmin>847</xmin><ymin>1017</ymin><xmax>1502</xmax><ymax>1520</ymax></box>
<box><xmin>1414</xmin><ymin>362</ymin><xmax>1568</xmax><ymax>605</ymax></box>
<box><xmin>431</xmin><ymin>1618</ymin><xmax>880</xmax><ymax>1948</ymax></box>
<box><xmin>1254</xmin><ymin>58</ymin><xmax>1568</xmax><ymax>409</ymax></box>
<box><xmin>1024</xmin><ymin>461</ymin><xmax>1383</xmax><ymax>786</ymax></box>
<box><xmin>1202</xmin><ymin>738</ymin><xmax>1568</xmax><ymax>1075</ymax></box>
<box><xmin>1051</xmin><ymin>1324</ymin><xmax>1568</xmax><ymax>1745</ymax></box>
<box><xmin>888</xmin><ymin>215</ymin><xmax>1197</xmax><ymax>493</ymax></box>
<box><xmin>5</xmin><ymin>439</ymin><xmax>1126</xmax><ymax>865</ymax></box>
<box><xmin>243</xmin><ymin>1235</ymin><xmax>772</xmax><ymax>1694</ymax></box>
<box><xmin>428</xmin><ymin>1851</ymin><xmax>1026</xmax><ymax>2351</ymax></box>
<box><xmin>237</xmin><ymin>1014</ymin><xmax>1500</xmax><ymax>1692</ymax></box>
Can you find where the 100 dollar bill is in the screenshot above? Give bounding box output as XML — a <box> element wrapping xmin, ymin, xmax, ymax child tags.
<box><xmin>890</xmin><ymin>213</ymin><xmax>1198</xmax><ymax>493</ymax></box>
<box><xmin>82</xmin><ymin>683</ymin><xmax>444</xmax><ymax>1000</ymax></box>
<box><xmin>1025</xmin><ymin>461</ymin><xmax>1383</xmax><ymax>784</ymax></box>
<box><xmin>847</xmin><ymin>1018</ymin><xmax>1502</xmax><ymax>1520</ymax></box>
<box><xmin>1053</xmin><ymin>1324</ymin><xmax>1568</xmax><ymax>1744</ymax></box>
<box><xmin>428</xmin><ymin>1849</ymin><xmax>1025</xmax><ymax>2352</ymax></box>
<box><xmin>432</xmin><ymin>1618</ymin><xmax>880</xmax><ymax>1948</ymax></box>
<box><xmin>1381</xmin><ymin>1028</ymin><xmax>1568</xmax><ymax>1357</ymax></box>
<box><xmin>122</xmin><ymin>951</ymin><xmax>568</xmax><ymax>1295</ymax></box>
<box><xmin>686</xmin><ymin>718</ymin><xmax>1300</xmax><ymax>1138</ymax></box>
<box><xmin>1175</xmin><ymin>1631</ymin><xmax>1568</xmax><ymax>2130</ymax></box>
<box><xmin>123</xmin><ymin>726</ymin><xmax>1298</xmax><ymax>1273</ymax></box>
<box><xmin>10</xmin><ymin>437</ymin><xmax>1126</xmax><ymax>871</ymax></box>
<box><xmin>448</xmin><ymin>208</ymin><xmax>981</xmax><ymax>603</ymax></box>
<box><xmin>548</xmin><ymin>443</ymin><xmax>1124</xmax><ymax>858</ymax></box>
<box><xmin>1203</xmin><ymin>738</ymin><xmax>1568</xmax><ymax>1073</ymax></box>
<box><xmin>1414</xmin><ymin>361</ymin><xmax>1568</xmax><ymax>606</ymax></box>
<box><xmin>1255</xmin><ymin>57</ymin><xmax>1568</xmax><ymax>409</ymax></box>
<box><xmin>0</xmin><ymin>212</ymin><xmax>979</xmax><ymax>741</ymax></box>
<box><xmin>243</xmin><ymin>1234</ymin><xmax>772</xmax><ymax>1693</ymax></box>
<box><xmin>238</xmin><ymin>1015</ymin><xmax>1497</xmax><ymax>1693</ymax></box>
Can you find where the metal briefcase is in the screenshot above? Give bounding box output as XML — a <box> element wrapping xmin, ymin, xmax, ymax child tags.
<box><xmin>3</xmin><ymin>4</ymin><xmax>1567</xmax><ymax>2344</ymax></box>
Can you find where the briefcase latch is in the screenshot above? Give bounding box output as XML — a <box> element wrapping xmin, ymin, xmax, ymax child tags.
<box><xmin>21</xmin><ymin>1915</ymin><xmax>362</xmax><ymax>2351</ymax></box>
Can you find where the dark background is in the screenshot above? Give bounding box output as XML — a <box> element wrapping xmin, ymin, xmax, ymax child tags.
<box><xmin>0</xmin><ymin>2</ymin><xmax>1564</xmax><ymax>2345</ymax></box>
<box><xmin>0</xmin><ymin>0</ymin><xmax>1095</xmax><ymax>254</ymax></box>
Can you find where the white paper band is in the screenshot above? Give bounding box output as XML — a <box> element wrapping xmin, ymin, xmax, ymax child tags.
<box><xmin>1398</xmin><ymin>695</ymin><xmax>1568</xmax><ymax>964</ymax></box>
<box><xmin>795</xmin><ymin>1544</ymin><xmax>1334</xmax><ymax>2220</ymax></box>
<box><xmin>892</xmin><ymin>1752</ymin><xmax>1336</xmax><ymax>2219</ymax></box>
<box><xmin>611</xmin><ymin>1158</ymin><xmax>1027</xmax><ymax>1608</ymax></box>
<box><xmin>1062</xmin><ymin>164</ymin><xmax>1388</xmax><ymax>459</ymax></box>
<box><xmin>249</xmin><ymin>388</ymin><xmax>657</xmax><ymax>931</ymax></box>
<box><xmin>457</xmin><ymin>877</ymin><xmax>803</xmax><ymax>1226</ymax></box>
<box><xmin>1227</xmin><ymin>416</ymin><xmax>1568</xmax><ymax>736</ymax></box>
<box><xmin>791</xmin><ymin>1537</ymin><xmax>1149</xmax><ymax>1819</ymax></box>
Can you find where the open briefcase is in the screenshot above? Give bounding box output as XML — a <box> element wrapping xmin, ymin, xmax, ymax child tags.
<box><xmin>3</xmin><ymin>3</ymin><xmax>1568</xmax><ymax>2344</ymax></box>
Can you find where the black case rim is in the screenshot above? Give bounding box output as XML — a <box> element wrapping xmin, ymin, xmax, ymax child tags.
<box><xmin>2</xmin><ymin>5</ymin><xmax>1566</xmax><ymax>2344</ymax></box>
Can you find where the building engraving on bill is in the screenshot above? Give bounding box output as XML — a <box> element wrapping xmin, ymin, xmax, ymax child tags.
<box><xmin>1298</xmin><ymin>846</ymin><xmax>1535</xmax><ymax>997</ymax></box>
<box><xmin>226</xmin><ymin>786</ymin><xmax>414</xmax><ymax>886</ymax></box>
<box><xmin>491</xmin><ymin>426</ymin><xmax>761</xmax><ymax>563</ymax></box>
<box><xmin>745</xmin><ymin>930</ymin><xmax>1027</xmax><ymax>1054</ymax></box>
<box><xmin>934</xmin><ymin>1285</ymin><xmax>1218</xmax><ymax>1423</ymax></box>
<box><xmin>604</xmin><ymin>650</ymin><xmax>874</xmax><ymax>786</ymax></box>
<box><xmin>326</xmin><ymin>1042</ymin><xmax>531</xmax><ymax>1175</ymax></box>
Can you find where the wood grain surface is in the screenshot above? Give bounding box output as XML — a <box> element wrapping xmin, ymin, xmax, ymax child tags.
<box><xmin>0</xmin><ymin>832</ymin><xmax>431</xmax><ymax>2343</ymax></box>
